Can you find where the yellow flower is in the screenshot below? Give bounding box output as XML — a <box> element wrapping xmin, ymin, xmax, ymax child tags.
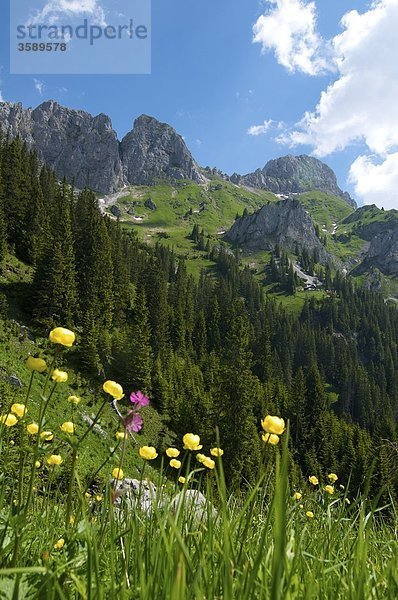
<box><xmin>60</xmin><ymin>421</ymin><xmax>74</xmax><ymax>434</ymax></box>
<box><xmin>53</xmin><ymin>538</ymin><xmax>65</xmax><ymax>550</ymax></box>
<box><xmin>103</xmin><ymin>380</ymin><xmax>124</xmax><ymax>400</ymax></box>
<box><xmin>139</xmin><ymin>446</ymin><xmax>158</xmax><ymax>461</ymax></box>
<box><xmin>306</xmin><ymin>511</ymin><xmax>314</xmax><ymax>518</ymax></box>
<box><xmin>47</xmin><ymin>454</ymin><xmax>63</xmax><ymax>466</ymax></box>
<box><xmin>166</xmin><ymin>447</ymin><xmax>180</xmax><ymax>458</ymax></box>
<box><xmin>0</xmin><ymin>414</ymin><xmax>18</xmax><ymax>427</ymax></box>
<box><xmin>11</xmin><ymin>403</ymin><xmax>27</xmax><ymax>418</ymax></box>
<box><xmin>35</xmin><ymin>461</ymin><xmax>41</xmax><ymax>468</ymax></box>
<box><xmin>261</xmin><ymin>415</ymin><xmax>285</xmax><ymax>435</ymax></box>
<box><xmin>182</xmin><ymin>433</ymin><xmax>203</xmax><ymax>451</ymax></box>
<box><xmin>85</xmin><ymin>492</ymin><xmax>91</xmax><ymax>499</ymax></box>
<box><xmin>293</xmin><ymin>492</ymin><xmax>302</xmax><ymax>500</ymax></box>
<box><xmin>210</xmin><ymin>447</ymin><xmax>224</xmax><ymax>457</ymax></box>
<box><xmin>68</xmin><ymin>395</ymin><xmax>81</xmax><ymax>405</ymax></box>
<box><xmin>308</xmin><ymin>476</ymin><xmax>319</xmax><ymax>486</ymax></box>
<box><xmin>26</xmin><ymin>356</ymin><xmax>47</xmax><ymax>372</ymax></box>
<box><xmin>40</xmin><ymin>431</ymin><xmax>54</xmax><ymax>441</ymax></box>
<box><xmin>52</xmin><ymin>369</ymin><xmax>68</xmax><ymax>383</ymax></box>
<box><xmin>299</xmin><ymin>504</ymin><xmax>304</xmax><ymax>509</ymax></box>
<box><xmin>27</xmin><ymin>423</ymin><xmax>39</xmax><ymax>435</ymax></box>
<box><xmin>96</xmin><ymin>495</ymin><xmax>103</xmax><ymax>502</ymax></box>
<box><xmin>202</xmin><ymin>456</ymin><xmax>215</xmax><ymax>470</ymax></box>
<box><xmin>262</xmin><ymin>433</ymin><xmax>280</xmax><ymax>445</ymax></box>
<box><xmin>69</xmin><ymin>516</ymin><xmax>76</xmax><ymax>525</ymax></box>
<box><xmin>169</xmin><ymin>459</ymin><xmax>182</xmax><ymax>469</ymax></box>
<box><xmin>324</xmin><ymin>485</ymin><xmax>334</xmax><ymax>495</ymax></box>
<box><xmin>112</xmin><ymin>467</ymin><xmax>124</xmax><ymax>480</ymax></box>
<box><xmin>328</xmin><ymin>473</ymin><xmax>338</xmax><ymax>483</ymax></box>
<box><xmin>196</xmin><ymin>453</ymin><xmax>206</xmax><ymax>463</ymax></box>
<box><xmin>49</xmin><ymin>327</ymin><xmax>75</xmax><ymax>347</ymax></box>
<box><xmin>345</xmin><ymin>498</ymin><xmax>351</xmax><ymax>505</ymax></box>
<box><xmin>116</xmin><ymin>431</ymin><xmax>128</xmax><ymax>440</ymax></box>
<box><xmin>178</xmin><ymin>476</ymin><xmax>186</xmax><ymax>484</ymax></box>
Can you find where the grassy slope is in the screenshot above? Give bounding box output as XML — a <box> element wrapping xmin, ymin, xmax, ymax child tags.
<box><xmin>0</xmin><ymin>256</ymin><xmax>167</xmax><ymax>484</ymax></box>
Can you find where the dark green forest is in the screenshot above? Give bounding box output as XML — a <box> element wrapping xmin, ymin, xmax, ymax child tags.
<box><xmin>0</xmin><ymin>135</ymin><xmax>397</xmax><ymax>493</ymax></box>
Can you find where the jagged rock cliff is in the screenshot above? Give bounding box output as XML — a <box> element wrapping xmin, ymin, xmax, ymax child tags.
<box><xmin>231</xmin><ymin>155</ymin><xmax>356</xmax><ymax>208</ymax></box>
<box><xmin>225</xmin><ymin>198</ymin><xmax>330</xmax><ymax>264</ymax></box>
<box><xmin>120</xmin><ymin>115</ymin><xmax>204</xmax><ymax>185</ymax></box>
<box><xmin>0</xmin><ymin>101</ymin><xmax>123</xmax><ymax>194</ymax></box>
<box><xmin>0</xmin><ymin>101</ymin><xmax>204</xmax><ymax>193</ymax></box>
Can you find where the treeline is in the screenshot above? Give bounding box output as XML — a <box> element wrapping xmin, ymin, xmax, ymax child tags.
<box><xmin>0</xmin><ymin>135</ymin><xmax>397</xmax><ymax>493</ymax></box>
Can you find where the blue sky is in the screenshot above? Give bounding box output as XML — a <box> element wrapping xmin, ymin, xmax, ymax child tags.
<box><xmin>1</xmin><ymin>0</ymin><xmax>397</xmax><ymax>207</ymax></box>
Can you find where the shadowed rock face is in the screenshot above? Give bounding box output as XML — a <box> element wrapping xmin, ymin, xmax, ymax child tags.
<box><xmin>225</xmin><ymin>197</ymin><xmax>330</xmax><ymax>264</ymax></box>
<box><xmin>357</xmin><ymin>229</ymin><xmax>398</xmax><ymax>276</ymax></box>
<box><xmin>231</xmin><ymin>155</ymin><xmax>356</xmax><ymax>209</ymax></box>
<box><xmin>0</xmin><ymin>101</ymin><xmax>204</xmax><ymax>193</ymax></box>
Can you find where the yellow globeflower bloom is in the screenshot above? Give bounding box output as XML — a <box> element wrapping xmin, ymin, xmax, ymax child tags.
<box><xmin>182</xmin><ymin>433</ymin><xmax>203</xmax><ymax>451</ymax></box>
<box><xmin>103</xmin><ymin>380</ymin><xmax>124</xmax><ymax>401</ymax></box>
<box><xmin>0</xmin><ymin>414</ymin><xmax>18</xmax><ymax>427</ymax></box>
<box><xmin>210</xmin><ymin>447</ymin><xmax>224</xmax><ymax>457</ymax></box>
<box><xmin>26</xmin><ymin>356</ymin><xmax>47</xmax><ymax>372</ymax></box>
<box><xmin>53</xmin><ymin>538</ymin><xmax>65</xmax><ymax>550</ymax></box>
<box><xmin>299</xmin><ymin>504</ymin><xmax>304</xmax><ymax>509</ymax></box>
<box><xmin>308</xmin><ymin>476</ymin><xmax>319</xmax><ymax>486</ymax></box>
<box><xmin>178</xmin><ymin>476</ymin><xmax>186</xmax><ymax>484</ymax></box>
<box><xmin>112</xmin><ymin>467</ymin><xmax>124</xmax><ymax>480</ymax></box>
<box><xmin>52</xmin><ymin>369</ymin><xmax>68</xmax><ymax>383</ymax></box>
<box><xmin>11</xmin><ymin>404</ymin><xmax>27</xmax><ymax>418</ymax></box>
<box><xmin>47</xmin><ymin>454</ymin><xmax>63</xmax><ymax>466</ymax></box>
<box><xmin>169</xmin><ymin>459</ymin><xmax>182</xmax><ymax>469</ymax></box>
<box><xmin>96</xmin><ymin>495</ymin><xmax>103</xmax><ymax>502</ymax></box>
<box><xmin>35</xmin><ymin>461</ymin><xmax>41</xmax><ymax>468</ymax></box>
<box><xmin>262</xmin><ymin>433</ymin><xmax>280</xmax><ymax>445</ymax></box>
<box><xmin>293</xmin><ymin>492</ymin><xmax>302</xmax><ymax>500</ymax></box>
<box><xmin>261</xmin><ymin>415</ymin><xmax>285</xmax><ymax>435</ymax></box>
<box><xmin>40</xmin><ymin>431</ymin><xmax>54</xmax><ymax>441</ymax></box>
<box><xmin>116</xmin><ymin>431</ymin><xmax>128</xmax><ymax>440</ymax></box>
<box><xmin>166</xmin><ymin>447</ymin><xmax>180</xmax><ymax>458</ymax></box>
<box><xmin>324</xmin><ymin>485</ymin><xmax>334</xmax><ymax>495</ymax></box>
<box><xmin>328</xmin><ymin>473</ymin><xmax>338</xmax><ymax>483</ymax></box>
<box><xmin>139</xmin><ymin>446</ymin><xmax>158</xmax><ymax>461</ymax></box>
<box><xmin>27</xmin><ymin>423</ymin><xmax>39</xmax><ymax>435</ymax></box>
<box><xmin>49</xmin><ymin>327</ymin><xmax>75</xmax><ymax>347</ymax></box>
<box><xmin>202</xmin><ymin>457</ymin><xmax>215</xmax><ymax>470</ymax></box>
<box><xmin>60</xmin><ymin>422</ymin><xmax>74</xmax><ymax>434</ymax></box>
<box><xmin>306</xmin><ymin>511</ymin><xmax>314</xmax><ymax>518</ymax></box>
<box><xmin>196</xmin><ymin>453</ymin><xmax>206</xmax><ymax>463</ymax></box>
<box><xmin>68</xmin><ymin>395</ymin><xmax>81</xmax><ymax>405</ymax></box>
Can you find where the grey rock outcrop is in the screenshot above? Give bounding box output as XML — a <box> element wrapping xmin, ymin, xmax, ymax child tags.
<box><xmin>231</xmin><ymin>155</ymin><xmax>356</xmax><ymax>208</ymax></box>
<box><xmin>0</xmin><ymin>101</ymin><xmax>205</xmax><ymax>193</ymax></box>
<box><xmin>225</xmin><ymin>198</ymin><xmax>330</xmax><ymax>264</ymax></box>
<box><xmin>120</xmin><ymin>115</ymin><xmax>205</xmax><ymax>185</ymax></box>
<box><xmin>0</xmin><ymin>101</ymin><xmax>124</xmax><ymax>194</ymax></box>
<box><xmin>358</xmin><ymin>229</ymin><xmax>398</xmax><ymax>276</ymax></box>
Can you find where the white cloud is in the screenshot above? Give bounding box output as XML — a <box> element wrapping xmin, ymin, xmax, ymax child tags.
<box><xmin>247</xmin><ymin>119</ymin><xmax>273</xmax><ymax>136</ymax></box>
<box><xmin>29</xmin><ymin>0</ymin><xmax>106</xmax><ymax>26</ymax></box>
<box><xmin>348</xmin><ymin>153</ymin><xmax>398</xmax><ymax>210</ymax></box>
<box><xmin>269</xmin><ymin>0</ymin><xmax>398</xmax><ymax>207</ymax></box>
<box><xmin>195</xmin><ymin>139</ymin><xmax>202</xmax><ymax>146</ymax></box>
<box><xmin>0</xmin><ymin>90</ymin><xmax>3</xmax><ymax>102</ymax></box>
<box><xmin>34</xmin><ymin>78</ymin><xmax>45</xmax><ymax>95</ymax></box>
<box><xmin>286</xmin><ymin>0</ymin><xmax>398</xmax><ymax>157</ymax></box>
<box><xmin>253</xmin><ymin>0</ymin><xmax>333</xmax><ymax>76</ymax></box>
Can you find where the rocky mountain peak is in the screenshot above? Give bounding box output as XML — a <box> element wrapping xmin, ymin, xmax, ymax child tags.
<box><xmin>231</xmin><ymin>154</ymin><xmax>356</xmax><ymax>208</ymax></box>
<box><xmin>120</xmin><ymin>114</ymin><xmax>205</xmax><ymax>185</ymax></box>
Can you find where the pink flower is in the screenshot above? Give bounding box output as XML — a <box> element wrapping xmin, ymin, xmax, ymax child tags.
<box><xmin>130</xmin><ymin>390</ymin><xmax>150</xmax><ymax>408</ymax></box>
<box><xmin>124</xmin><ymin>411</ymin><xmax>143</xmax><ymax>433</ymax></box>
